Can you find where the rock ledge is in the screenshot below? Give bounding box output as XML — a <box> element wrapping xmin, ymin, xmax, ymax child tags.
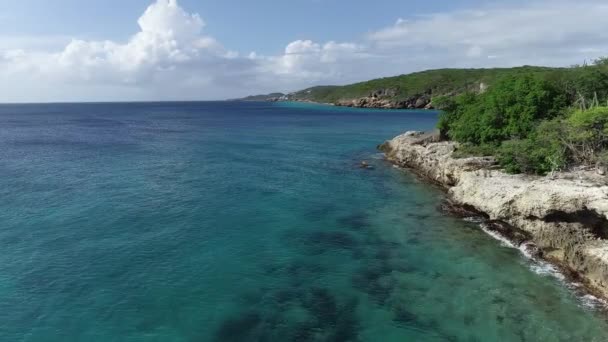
<box><xmin>382</xmin><ymin>131</ymin><xmax>608</xmax><ymax>298</ymax></box>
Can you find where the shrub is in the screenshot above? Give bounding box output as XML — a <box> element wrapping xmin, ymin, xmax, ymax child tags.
<box><xmin>564</xmin><ymin>106</ymin><xmax>608</xmax><ymax>165</ymax></box>
<box><xmin>438</xmin><ymin>92</ymin><xmax>480</xmax><ymax>142</ymax></box>
<box><xmin>571</xmin><ymin>64</ymin><xmax>608</xmax><ymax>103</ymax></box>
<box><xmin>441</xmin><ymin>73</ymin><xmax>569</xmax><ymax>145</ymax></box>
<box><xmin>432</xmin><ymin>61</ymin><xmax>608</xmax><ymax>175</ymax></box>
<box><xmin>497</xmin><ymin>120</ymin><xmax>567</xmax><ymax>175</ymax></box>
<box><xmin>452</xmin><ymin>143</ymin><xmax>497</xmax><ymax>159</ymax></box>
<box><xmin>598</xmin><ymin>150</ymin><xmax>608</xmax><ymax>170</ymax></box>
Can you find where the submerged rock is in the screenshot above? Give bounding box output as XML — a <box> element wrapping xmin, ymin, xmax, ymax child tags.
<box><xmin>381</xmin><ymin>130</ymin><xmax>608</xmax><ymax>299</ymax></box>
<box><xmin>359</xmin><ymin>161</ymin><xmax>374</xmax><ymax>170</ymax></box>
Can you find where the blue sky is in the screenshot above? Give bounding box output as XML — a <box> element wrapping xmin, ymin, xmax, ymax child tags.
<box><xmin>1</xmin><ymin>0</ymin><xmax>490</xmax><ymax>53</ymax></box>
<box><xmin>0</xmin><ymin>0</ymin><xmax>606</xmax><ymax>102</ymax></box>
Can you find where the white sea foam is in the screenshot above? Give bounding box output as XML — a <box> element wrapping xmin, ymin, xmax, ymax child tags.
<box><xmin>580</xmin><ymin>294</ymin><xmax>608</xmax><ymax>310</ymax></box>
<box><xmin>528</xmin><ymin>260</ymin><xmax>566</xmax><ymax>282</ymax></box>
<box><xmin>479</xmin><ymin>223</ymin><xmax>515</xmax><ymax>248</ymax></box>
<box><xmin>474</xmin><ymin>221</ymin><xmax>608</xmax><ymax>310</ymax></box>
<box><xmin>371</xmin><ymin>152</ymin><xmax>386</xmax><ymax>160</ymax></box>
<box><xmin>463</xmin><ymin>216</ymin><xmax>484</xmax><ymax>223</ymax></box>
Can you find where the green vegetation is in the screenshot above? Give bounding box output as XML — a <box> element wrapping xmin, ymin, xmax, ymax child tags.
<box><xmin>438</xmin><ymin>74</ymin><xmax>567</xmax><ymax>144</ymax></box>
<box><xmin>289</xmin><ymin>66</ymin><xmax>562</xmax><ymax>104</ymax></box>
<box><xmin>233</xmin><ymin>93</ymin><xmax>285</xmax><ymax>101</ymax></box>
<box><xmin>437</xmin><ymin>58</ymin><xmax>608</xmax><ymax>175</ymax></box>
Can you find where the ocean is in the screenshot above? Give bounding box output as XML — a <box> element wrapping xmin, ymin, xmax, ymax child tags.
<box><xmin>1</xmin><ymin>101</ymin><xmax>607</xmax><ymax>341</ymax></box>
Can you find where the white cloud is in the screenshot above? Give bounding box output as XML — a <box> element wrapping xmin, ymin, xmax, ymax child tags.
<box><xmin>0</xmin><ymin>0</ymin><xmax>235</xmax><ymax>101</ymax></box>
<box><xmin>1</xmin><ymin>0</ymin><xmax>608</xmax><ymax>102</ymax></box>
<box><xmin>366</xmin><ymin>0</ymin><xmax>608</xmax><ymax>64</ymax></box>
<box><xmin>259</xmin><ymin>40</ymin><xmax>364</xmax><ymax>81</ymax></box>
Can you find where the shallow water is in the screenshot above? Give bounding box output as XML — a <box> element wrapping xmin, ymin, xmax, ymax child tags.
<box><xmin>1</xmin><ymin>101</ymin><xmax>608</xmax><ymax>341</ymax></box>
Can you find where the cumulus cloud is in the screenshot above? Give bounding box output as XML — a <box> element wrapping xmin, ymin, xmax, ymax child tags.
<box><xmin>37</xmin><ymin>0</ymin><xmax>226</xmax><ymax>83</ymax></box>
<box><xmin>1</xmin><ymin>0</ymin><xmax>608</xmax><ymax>102</ymax></box>
<box><xmin>256</xmin><ymin>40</ymin><xmax>365</xmax><ymax>81</ymax></box>
<box><xmin>0</xmin><ymin>0</ymin><xmax>234</xmax><ymax>101</ymax></box>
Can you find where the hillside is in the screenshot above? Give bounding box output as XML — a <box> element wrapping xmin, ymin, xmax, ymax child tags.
<box><xmin>231</xmin><ymin>92</ymin><xmax>286</xmax><ymax>102</ymax></box>
<box><xmin>237</xmin><ymin>66</ymin><xmax>571</xmax><ymax>109</ymax></box>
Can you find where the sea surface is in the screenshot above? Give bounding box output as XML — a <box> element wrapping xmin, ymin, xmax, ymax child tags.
<box><xmin>1</xmin><ymin>101</ymin><xmax>608</xmax><ymax>341</ymax></box>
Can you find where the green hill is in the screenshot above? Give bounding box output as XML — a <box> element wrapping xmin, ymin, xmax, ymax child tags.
<box><xmin>231</xmin><ymin>92</ymin><xmax>286</xmax><ymax>101</ymax></box>
<box><xmin>288</xmin><ymin>66</ymin><xmax>564</xmax><ymax>106</ymax></box>
<box><xmin>236</xmin><ymin>62</ymin><xmax>606</xmax><ymax>111</ymax></box>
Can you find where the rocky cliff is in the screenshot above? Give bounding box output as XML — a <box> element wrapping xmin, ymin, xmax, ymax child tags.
<box><xmin>380</xmin><ymin>131</ymin><xmax>608</xmax><ymax>298</ymax></box>
<box><xmin>334</xmin><ymin>90</ymin><xmax>434</xmax><ymax>110</ymax></box>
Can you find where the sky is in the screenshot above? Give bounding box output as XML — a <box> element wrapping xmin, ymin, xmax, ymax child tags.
<box><xmin>0</xmin><ymin>0</ymin><xmax>607</xmax><ymax>102</ymax></box>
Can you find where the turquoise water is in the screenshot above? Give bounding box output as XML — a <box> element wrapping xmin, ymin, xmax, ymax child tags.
<box><xmin>1</xmin><ymin>101</ymin><xmax>608</xmax><ymax>341</ymax></box>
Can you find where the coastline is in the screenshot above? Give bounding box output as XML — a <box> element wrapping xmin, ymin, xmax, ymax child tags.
<box><xmin>239</xmin><ymin>93</ymin><xmax>436</xmax><ymax>110</ymax></box>
<box><xmin>380</xmin><ymin>131</ymin><xmax>608</xmax><ymax>304</ymax></box>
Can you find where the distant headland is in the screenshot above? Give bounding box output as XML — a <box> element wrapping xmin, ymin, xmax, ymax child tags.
<box><xmin>232</xmin><ymin>65</ymin><xmax>566</xmax><ymax>110</ymax></box>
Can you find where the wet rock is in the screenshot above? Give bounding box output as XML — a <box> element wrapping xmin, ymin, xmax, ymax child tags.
<box><xmin>483</xmin><ymin>220</ymin><xmax>531</xmax><ymax>247</ymax></box>
<box><xmin>359</xmin><ymin>161</ymin><xmax>374</xmax><ymax>170</ymax></box>
<box><xmin>439</xmin><ymin>200</ymin><xmax>487</xmax><ymax>219</ymax></box>
<box><xmin>520</xmin><ymin>242</ymin><xmax>543</xmax><ymax>259</ymax></box>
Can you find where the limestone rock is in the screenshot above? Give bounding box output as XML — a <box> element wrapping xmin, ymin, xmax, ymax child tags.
<box><xmin>334</xmin><ymin>92</ymin><xmax>435</xmax><ymax>110</ymax></box>
<box><xmin>382</xmin><ymin>130</ymin><xmax>608</xmax><ymax>298</ymax></box>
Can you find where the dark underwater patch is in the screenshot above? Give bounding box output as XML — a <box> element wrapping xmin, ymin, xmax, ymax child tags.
<box><xmin>285</xmin><ymin>261</ymin><xmax>326</xmax><ymax>279</ymax></box>
<box><xmin>393</xmin><ymin>305</ymin><xmax>419</xmax><ymax>326</ymax></box>
<box><xmin>404</xmin><ymin>212</ymin><xmax>433</xmax><ymax>220</ymax></box>
<box><xmin>262</xmin><ymin>259</ymin><xmax>328</xmax><ymax>291</ymax></box>
<box><xmin>214</xmin><ymin>311</ymin><xmax>263</xmax><ymax>342</ymax></box>
<box><xmin>463</xmin><ymin>314</ymin><xmax>475</xmax><ymax>326</ymax></box>
<box><xmin>303</xmin><ymin>287</ymin><xmax>339</xmax><ymax>327</ymax></box>
<box><xmin>305</xmin><ymin>203</ymin><xmax>338</xmax><ymax>221</ymax></box>
<box><xmin>307</xmin><ymin>231</ymin><xmax>358</xmax><ymax>249</ymax></box>
<box><xmin>407</xmin><ymin>237</ymin><xmax>421</xmax><ymax>245</ymax></box>
<box><xmin>336</xmin><ymin>212</ymin><xmax>371</xmax><ymax>231</ymax></box>
<box><xmin>329</xmin><ymin>297</ymin><xmax>361</xmax><ymax>342</ymax></box>
<box><xmin>491</xmin><ymin>296</ymin><xmax>507</xmax><ymax>305</ymax></box>
<box><xmin>284</xmin><ymin>230</ymin><xmax>361</xmax><ymax>255</ymax></box>
<box><xmin>300</xmin><ymin>288</ymin><xmax>361</xmax><ymax>342</ymax></box>
<box><xmin>352</xmin><ymin>260</ymin><xmax>396</xmax><ymax>305</ymax></box>
<box><xmin>392</xmin><ymin>304</ymin><xmax>442</xmax><ymax>336</ymax></box>
<box><xmin>272</xmin><ymin>288</ymin><xmax>300</xmax><ymax>305</ymax></box>
<box><xmin>288</xmin><ymin>321</ymin><xmax>317</xmax><ymax>342</ymax></box>
<box><xmin>237</xmin><ymin>289</ymin><xmax>267</xmax><ymax>306</ymax></box>
<box><xmin>224</xmin><ymin>285</ymin><xmax>362</xmax><ymax>342</ymax></box>
<box><xmin>366</xmin><ymin>236</ymin><xmax>400</xmax><ymax>250</ymax></box>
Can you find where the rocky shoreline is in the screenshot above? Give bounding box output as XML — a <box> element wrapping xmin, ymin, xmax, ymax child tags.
<box><xmin>334</xmin><ymin>90</ymin><xmax>434</xmax><ymax>110</ymax></box>
<box><xmin>243</xmin><ymin>90</ymin><xmax>437</xmax><ymax>110</ymax></box>
<box><xmin>379</xmin><ymin>131</ymin><xmax>608</xmax><ymax>301</ymax></box>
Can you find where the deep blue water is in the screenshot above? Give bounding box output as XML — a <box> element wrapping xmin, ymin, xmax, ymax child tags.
<box><xmin>1</xmin><ymin>101</ymin><xmax>608</xmax><ymax>341</ymax></box>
